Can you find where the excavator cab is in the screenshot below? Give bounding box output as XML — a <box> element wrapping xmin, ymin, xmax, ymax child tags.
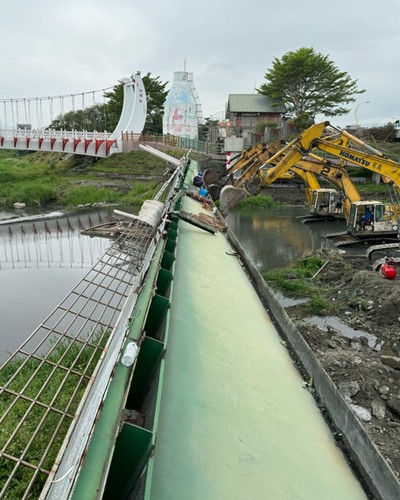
<box><xmin>310</xmin><ymin>189</ymin><xmax>342</xmax><ymax>216</ymax></box>
<box><xmin>347</xmin><ymin>201</ymin><xmax>399</xmax><ymax>235</ymax></box>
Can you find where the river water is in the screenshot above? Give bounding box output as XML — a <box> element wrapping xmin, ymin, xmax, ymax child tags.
<box><xmin>226</xmin><ymin>205</ymin><xmax>344</xmax><ymax>271</ymax></box>
<box><xmin>0</xmin><ymin>205</ymin><xmax>345</xmax><ymax>360</ymax></box>
<box><xmin>0</xmin><ymin>208</ymin><xmax>115</xmax><ymax>359</ymax></box>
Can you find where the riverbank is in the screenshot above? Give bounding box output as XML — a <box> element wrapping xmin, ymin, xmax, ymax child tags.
<box><xmin>263</xmin><ymin>247</ymin><xmax>400</xmax><ymax>482</ymax></box>
<box><xmin>0</xmin><ymin>149</ymin><xmax>185</xmax><ymax>211</ymax></box>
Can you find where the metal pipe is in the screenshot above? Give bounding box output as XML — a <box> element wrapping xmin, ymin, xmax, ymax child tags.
<box><xmin>139</xmin><ymin>144</ymin><xmax>181</xmax><ymax>166</ymax></box>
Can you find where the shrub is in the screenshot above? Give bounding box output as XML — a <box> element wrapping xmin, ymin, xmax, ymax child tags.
<box><xmin>236</xmin><ymin>194</ymin><xmax>276</xmax><ymax>209</ymax></box>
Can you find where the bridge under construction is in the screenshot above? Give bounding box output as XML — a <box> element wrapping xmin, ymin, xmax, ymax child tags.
<box><xmin>0</xmin><ymin>150</ymin><xmax>399</xmax><ymax>499</ymax></box>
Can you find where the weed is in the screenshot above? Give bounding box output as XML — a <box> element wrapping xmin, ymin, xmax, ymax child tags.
<box><xmin>0</xmin><ymin>181</ymin><xmax>58</xmax><ymax>208</ymax></box>
<box><xmin>236</xmin><ymin>194</ymin><xmax>276</xmax><ymax>209</ymax></box>
<box><xmin>121</xmin><ymin>181</ymin><xmax>159</xmax><ymax>205</ymax></box>
<box><xmin>0</xmin><ymin>331</ymin><xmax>109</xmax><ymax>498</ymax></box>
<box><xmin>306</xmin><ymin>293</ymin><xmax>332</xmax><ymax>315</ymax></box>
<box><xmin>262</xmin><ymin>256</ymin><xmax>326</xmax><ymax>298</ymax></box>
<box><xmin>61</xmin><ymin>186</ymin><xmax>119</xmax><ymax>207</ymax></box>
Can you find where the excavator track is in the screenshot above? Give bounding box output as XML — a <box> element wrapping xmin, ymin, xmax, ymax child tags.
<box><xmin>366</xmin><ymin>242</ymin><xmax>400</xmax><ymax>261</ymax></box>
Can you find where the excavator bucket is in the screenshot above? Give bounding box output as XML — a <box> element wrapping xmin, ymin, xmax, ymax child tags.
<box><xmin>202</xmin><ymin>168</ymin><xmax>221</xmax><ymax>186</ymax></box>
<box><xmin>219</xmin><ymin>185</ymin><xmax>248</xmax><ymax>216</ymax></box>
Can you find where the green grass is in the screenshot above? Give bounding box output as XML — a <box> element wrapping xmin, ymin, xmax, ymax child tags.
<box><xmin>61</xmin><ymin>185</ymin><xmax>120</xmax><ymax>207</ymax></box>
<box><xmin>0</xmin><ymin>331</ymin><xmax>109</xmax><ymax>498</ymax></box>
<box><xmin>93</xmin><ymin>150</ymin><xmax>167</xmax><ymax>175</ymax></box>
<box><xmin>262</xmin><ymin>256</ymin><xmax>332</xmax><ymax>316</ymax></box>
<box><xmin>236</xmin><ymin>194</ymin><xmax>276</xmax><ymax>209</ymax></box>
<box><xmin>0</xmin><ymin>154</ymin><xmax>62</xmax><ymax>208</ymax></box>
<box><xmin>0</xmin><ymin>180</ymin><xmax>58</xmax><ymax>208</ymax></box>
<box><xmin>121</xmin><ymin>181</ymin><xmax>160</xmax><ymax>205</ymax></box>
<box><xmin>358</xmin><ymin>182</ymin><xmax>397</xmax><ymax>197</ymax></box>
<box><xmin>0</xmin><ymin>150</ymin><xmax>175</xmax><ymax>210</ymax></box>
<box><xmin>306</xmin><ymin>293</ymin><xmax>331</xmax><ymax>315</ymax></box>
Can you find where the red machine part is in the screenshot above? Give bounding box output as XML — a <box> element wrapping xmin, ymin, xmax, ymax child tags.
<box><xmin>380</xmin><ymin>258</ymin><xmax>397</xmax><ymax>280</ymax></box>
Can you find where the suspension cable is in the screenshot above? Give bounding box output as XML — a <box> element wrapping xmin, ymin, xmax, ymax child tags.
<box><xmin>0</xmin><ymin>86</ymin><xmax>115</xmax><ymax>103</ymax></box>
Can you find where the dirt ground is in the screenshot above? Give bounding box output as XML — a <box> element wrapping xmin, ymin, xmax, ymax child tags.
<box><xmin>266</xmin><ymin>186</ymin><xmax>400</xmax><ymax>485</ymax></box>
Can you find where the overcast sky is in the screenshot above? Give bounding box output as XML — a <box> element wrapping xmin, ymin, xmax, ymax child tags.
<box><xmin>1</xmin><ymin>0</ymin><xmax>399</xmax><ymax>129</ymax></box>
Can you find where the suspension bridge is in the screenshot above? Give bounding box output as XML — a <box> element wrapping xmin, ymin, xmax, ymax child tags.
<box><xmin>0</xmin><ymin>74</ymin><xmax>147</xmax><ymax>157</ymax></box>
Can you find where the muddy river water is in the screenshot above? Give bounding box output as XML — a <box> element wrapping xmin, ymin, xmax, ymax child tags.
<box><xmin>0</xmin><ymin>208</ymin><xmax>114</xmax><ymax>360</ymax></box>
<box><xmin>0</xmin><ymin>205</ymin><xmax>345</xmax><ymax>360</ymax></box>
<box><xmin>225</xmin><ymin>205</ymin><xmax>343</xmax><ymax>270</ymax></box>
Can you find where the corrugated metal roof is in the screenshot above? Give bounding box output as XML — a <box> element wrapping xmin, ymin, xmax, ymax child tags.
<box><xmin>227</xmin><ymin>94</ymin><xmax>286</xmax><ymax>113</ymax></box>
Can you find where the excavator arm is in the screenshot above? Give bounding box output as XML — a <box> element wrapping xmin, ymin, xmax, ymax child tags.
<box><xmin>289</xmin><ymin>168</ymin><xmax>321</xmax><ymax>206</ymax></box>
<box><xmin>258</xmin><ymin>122</ymin><xmax>328</xmax><ymax>183</ymax></box>
<box><xmin>219</xmin><ymin>122</ymin><xmax>329</xmax><ymax>215</ymax></box>
<box><xmin>312</xmin><ymin>139</ymin><xmax>400</xmax><ymax>189</ymax></box>
<box><xmin>206</xmin><ymin>141</ymin><xmax>284</xmax><ymax>203</ymax></box>
<box><xmin>225</xmin><ymin>143</ymin><xmax>268</xmax><ymax>177</ymax></box>
<box><xmin>290</xmin><ymin>156</ymin><xmax>363</xmax><ymax>220</ymax></box>
<box><xmin>223</xmin><ymin>141</ymin><xmax>289</xmax><ymax>188</ymax></box>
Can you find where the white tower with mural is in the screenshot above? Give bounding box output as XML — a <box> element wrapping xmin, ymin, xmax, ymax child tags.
<box><xmin>163</xmin><ymin>71</ymin><xmax>203</xmax><ymax>140</ymax></box>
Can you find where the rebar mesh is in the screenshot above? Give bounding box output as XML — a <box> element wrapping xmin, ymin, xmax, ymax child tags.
<box><xmin>0</xmin><ymin>218</ymin><xmax>157</xmax><ymax>499</ymax></box>
<box><xmin>0</xmin><ymin>151</ymin><xmax>187</xmax><ymax>499</ymax></box>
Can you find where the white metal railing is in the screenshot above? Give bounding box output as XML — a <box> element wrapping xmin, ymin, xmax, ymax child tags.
<box><xmin>0</xmin><ymin>128</ymin><xmax>117</xmax><ymax>141</ymax></box>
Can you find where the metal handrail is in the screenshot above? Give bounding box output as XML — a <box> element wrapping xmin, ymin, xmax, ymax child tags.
<box><xmin>121</xmin><ymin>131</ymin><xmax>224</xmax><ymax>155</ymax></box>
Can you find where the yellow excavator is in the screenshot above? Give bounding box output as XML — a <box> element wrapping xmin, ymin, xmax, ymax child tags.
<box><xmin>221</xmin><ymin>121</ymin><xmax>400</xmax><ymax>245</ymax></box>
<box><xmin>218</xmin><ymin>145</ymin><xmax>362</xmax><ymax>224</ymax></box>
<box><xmin>290</xmin><ymin>166</ymin><xmax>342</xmax><ymax>220</ymax></box>
<box><xmin>287</xmin><ymin>122</ymin><xmax>400</xmax><ymax>244</ymax></box>
<box><xmin>222</xmin><ymin>154</ymin><xmax>344</xmax><ymax>220</ymax></box>
<box><xmin>216</xmin><ymin>124</ymin><xmax>349</xmax><ymax>218</ymax></box>
<box><xmin>203</xmin><ymin>141</ymin><xmax>293</xmax><ymax>204</ymax></box>
<box><xmin>288</xmin><ymin>154</ymin><xmax>365</xmax><ymax>222</ymax></box>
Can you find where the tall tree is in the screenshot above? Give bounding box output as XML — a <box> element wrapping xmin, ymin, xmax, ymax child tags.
<box><xmin>49</xmin><ymin>103</ymin><xmax>108</xmax><ymax>131</ymax></box>
<box><xmin>142</xmin><ymin>73</ymin><xmax>169</xmax><ymax>134</ymax></box>
<box><xmin>258</xmin><ymin>47</ymin><xmax>365</xmax><ymax>128</ymax></box>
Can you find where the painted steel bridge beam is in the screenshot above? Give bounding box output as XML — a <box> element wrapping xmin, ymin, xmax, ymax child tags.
<box><xmin>0</xmin><ymin>131</ymin><xmax>118</xmax><ymax>157</ymax></box>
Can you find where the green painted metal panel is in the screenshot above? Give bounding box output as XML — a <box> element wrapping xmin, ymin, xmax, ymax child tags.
<box><xmin>145</xmin><ymin>195</ymin><xmax>367</xmax><ymax>500</ymax></box>
<box><xmin>161</xmin><ymin>251</ymin><xmax>175</xmax><ymax>272</ymax></box>
<box><xmin>126</xmin><ymin>336</ymin><xmax>165</xmax><ymax>409</ymax></box>
<box><xmin>165</xmin><ymin>237</ymin><xmax>177</xmax><ymax>253</ymax></box>
<box><xmin>103</xmin><ymin>423</ymin><xmax>153</xmax><ymax>500</ymax></box>
<box><xmin>167</xmin><ymin>227</ymin><xmax>178</xmax><ymax>241</ymax></box>
<box><xmin>156</xmin><ymin>268</ymin><xmax>173</xmax><ymax>297</ymax></box>
<box><xmin>144</xmin><ymin>294</ymin><xmax>169</xmax><ymax>339</ymax></box>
